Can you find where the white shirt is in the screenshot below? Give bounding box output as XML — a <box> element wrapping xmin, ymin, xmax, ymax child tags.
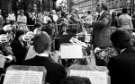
<box><xmin>53</xmin><ymin>14</ymin><xmax>58</xmax><ymax>22</ymax></box>
<box><xmin>119</xmin><ymin>14</ymin><xmax>133</xmax><ymax>30</ymax></box>
<box><xmin>38</xmin><ymin>52</ymin><xmax>49</xmax><ymax>57</ymax></box>
<box><xmin>17</xmin><ymin>15</ymin><xmax>27</xmax><ymax>24</ymax></box>
<box><xmin>7</xmin><ymin>13</ymin><xmax>16</xmax><ymax>21</ymax></box>
<box><xmin>43</xmin><ymin>16</ymin><xmax>51</xmax><ymax>24</ymax></box>
<box><xmin>85</xmin><ymin>14</ymin><xmax>93</xmax><ymax>24</ymax></box>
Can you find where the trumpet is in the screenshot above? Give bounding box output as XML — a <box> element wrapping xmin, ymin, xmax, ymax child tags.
<box><xmin>21</xmin><ymin>31</ymin><xmax>35</xmax><ymax>42</ymax></box>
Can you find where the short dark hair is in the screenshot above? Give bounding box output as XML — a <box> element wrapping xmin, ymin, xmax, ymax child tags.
<box><xmin>110</xmin><ymin>30</ymin><xmax>132</xmax><ymax>49</ymax></box>
<box><xmin>101</xmin><ymin>3</ymin><xmax>108</xmax><ymax>11</ymax></box>
<box><xmin>122</xmin><ymin>8</ymin><xmax>128</xmax><ymax>13</ymax></box>
<box><xmin>87</xmin><ymin>11</ymin><xmax>91</xmax><ymax>14</ymax></box>
<box><xmin>67</xmin><ymin>28</ymin><xmax>77</xmax><ymax>34</ymax></box>
<box><xmin>32</xmin><ymin>32</ymin><xmax>51</xmax><ymax>53</ymax></box>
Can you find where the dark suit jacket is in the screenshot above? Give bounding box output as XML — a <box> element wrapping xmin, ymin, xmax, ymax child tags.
<box><xmin>24</xmin><ymin>56</ymin><xmax>67</xmax><ymax>84</ymax></box>
<box><xmin>93</xmin><ymin>11</ymin><xmax>113</xmax><ymax>48</ymax></box>
<box><xmin>11</xmin><ymin>38</ymin><xmax>27</xmax><ymax>65</ymax></box>
<box><xmin>107</xmin><ymin>47</ymin><xmax>135</xmax><ymax>84</ymax></box>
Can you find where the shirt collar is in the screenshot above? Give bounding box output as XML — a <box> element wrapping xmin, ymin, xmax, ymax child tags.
<box><xmin>100</xmin><ymin>10</ymin><xmax>105</xmax><ymax>16</ymax></box>
<box><xmin>38</xmin><ymin>52</ymin><xmax>49</xmax><ymax>57</ymax></box>
<box><xmin>120</xmin><ymin>48</ymin><xmax>127</xmax><ymax>54</ymax></box>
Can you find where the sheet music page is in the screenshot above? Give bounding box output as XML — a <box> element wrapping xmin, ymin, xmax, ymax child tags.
<box><xmin>3</xmin><ymin>70</ymin><xmax>43</xmax><ymax>84</ymax></box>
<box><xmin>23</xmin><ymin>71</ymin><xmax>43</xmax><ymax>84</ymax></box>
<box><xmin>70</xmin><ymin>70</ymin><xmax>108</xmax><ymax>84</ymax></box>
<box><xmin>3</xmin><ymin>70</ymin><xmax>25</xmax><ymax>84</ymax></box>
<box><xmin>60</xmin><ymin>44</ymin><xmax>83</xmax><ymax>59</ymax></box>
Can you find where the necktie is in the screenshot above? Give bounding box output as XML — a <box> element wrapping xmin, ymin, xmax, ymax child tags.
<box><xmin>97</xmin><ymin>14</ymin><xmax>100</xmax><ymax>21</ymax></box>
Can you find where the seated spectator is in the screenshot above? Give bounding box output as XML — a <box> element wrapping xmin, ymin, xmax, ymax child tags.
<box><xmin>60</xmin><ymin>76</ymin><xmax>91</xmax><ymax>84</ymax></box>
<box><xmin>108</xmin><ymin>30</ymin><xmax>135</xmax><ymax>84</ymax></box>
<box><xmin>24</xmin><ymin>31</ymin><xmax>67</xmax><ymax>84</ymax></box>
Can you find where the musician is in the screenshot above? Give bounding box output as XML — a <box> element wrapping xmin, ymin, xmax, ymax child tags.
<box><xmin>6</xmin><ymin>11</ymin><xmax>16</xmax><ymax>24</ymax></box>
<box><xmin>24</xmin><ymin>31</ymin><xmax>67</xmax><ymax>84</ymax></box>
<box><xmin>108</xmin><ymin>30</ymin><xmax>135</xmax><ymax>84</ymax></box>
<box><xmin>0</xmin><ymin>34</ymin><xmax>13</xmax><ymax>56</ymax></box>
<box><xmin>92</xmin><ymin>3</ymin><xmax>112</xmax><ymax>48</ymax></box>
<box><xmin>11</xmin><ymin>30</ymin><xmax>27</xmax><ymax>65</ymax></box>
<box><xmin>0</xmin><ymin>34</ymin><xmax>15</xmax><ymax>72</ymax></box>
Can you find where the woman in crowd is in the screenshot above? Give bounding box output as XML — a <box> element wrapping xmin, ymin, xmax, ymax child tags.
<box><xmin>119</xmin><ymin>8</ymin><xmax>133</xmax><ymax>31</ymax></box>
<box><xmin>17</xmin><ymin>10</ymin><xmax>27</xmax><ymax>24</ymax></box>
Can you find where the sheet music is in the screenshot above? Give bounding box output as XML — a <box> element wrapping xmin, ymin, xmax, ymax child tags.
<box><xmin>3</xmin><ymin>70</ymin><xmax>43</xmax><ymax>84</ymax></box>
<box><xmin>60</xmin><ymin>44</ymin><xmax>83</xmax><ymax>59</ymax></box>
<box><xmin>70</xmin><ymin>70</ymin><xmax>108</xmax><ymax>84</ymax></box>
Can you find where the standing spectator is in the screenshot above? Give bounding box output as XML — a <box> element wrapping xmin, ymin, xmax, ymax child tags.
<box><xmin>85</xmin><ymin>11</ymin><xmax>93</xmax><ymax>25</ymax></box>
<box><xmin>51</xmin><ymin>10</ymin><xmax>59</xmax><ymax>23</ymax></box>
<box><xmin>0</xmin><ymin>9</ymin><xmax>4</xmax><ymax>29</ymax></box>
<box><xmin>119</xmin><ymin>8</ymin><xmax>133</xmax><ymax>31</ymax></box>
<box><xmin>12</xmin><ymin>0</ymin><xmax>26</xmax><ymax>15</ymax></box>
<box><xmin>43</xmin><ymin>11</ymin><xmax>51</xmax><ymax>24</ymax></box>
<box><xmin>37</xmin><ymin>11</ymin><xmax>44</xmax><ymax>23</ymax></box>
<box><xmin>69</xmin><ymin>9</ymin><xmax>80</xmax><ymax>24</ymax></box>
<box><xmin>108</xmin><ymin>30</ymin><xmax>135</xmax><ymax>84</ymax></box>
<box><xmin>11</xmin><ymin>30</ymin><xmax>27</xmax><ymax>65</ymax></box>
<box><xmin>17</xmin><ymin>10</ymin><xmax>27</xmax><ymax>24</ymax></box>
<box><xmin>27</xmin><ymin>11</ymin><xmax>35</xmax><ymax>24</ymax></box>
<box><xmin>111</xmin><ymin>12</ymin><xmax>120</xmax><ymax>28</ymax></box>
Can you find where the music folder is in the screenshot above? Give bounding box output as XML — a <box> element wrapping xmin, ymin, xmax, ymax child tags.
<box><xmin>3</xmin><ymin>65</ymin><xmax>46</xmax><ymax>84</ymax></box>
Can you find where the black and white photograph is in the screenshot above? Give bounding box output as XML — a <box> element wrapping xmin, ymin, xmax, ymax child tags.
<box><xmin>0</xmin><ymin>0</ymin><xmax>135</xmax><ymax>84</ymax></box>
